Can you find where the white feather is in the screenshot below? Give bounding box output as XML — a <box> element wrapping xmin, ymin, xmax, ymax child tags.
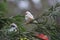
<box><xmin>8</xmin><ymin>23</ymin><xmax>17</xmax><ymax>32</ymax></box>
<box><xmin>8</xmin><ymin>27</ymin><xmax>17</xmax><ymax>32</ymax></box>
<box><xmin>25</xmin><ymin>11</ymin><xmax>34</xmax><ymax>21</ymax></box>
<box><xmin>10</xmin><ymin>23</ymin><xmax>17</xmax><ymax>28</ymax></box>
<box><xmin>25</xmin><ymin>11</ymin><xmax>38</xmax><ymax>23</ymax></box>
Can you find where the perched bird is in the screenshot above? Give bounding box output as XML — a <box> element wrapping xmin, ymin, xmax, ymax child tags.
<box><xmin>25</xmin><ymin>11</ymin><xmax>38</xmax><ymax>24</ymax></box>
<box><xmin>8</xmin><ymin>23</ymin><xmax>17</xmax><ymax>32</ymax></box>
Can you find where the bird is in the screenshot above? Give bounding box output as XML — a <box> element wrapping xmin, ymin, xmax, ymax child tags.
<box><xmin>25</xmin><ymin>11</ymin><xmax>38</xmax><ymax>24</ymax></box>
<box><xmin>8</xmin><ymin>23</ymin><xmax>17</xmax><ymax>32</ymax></box>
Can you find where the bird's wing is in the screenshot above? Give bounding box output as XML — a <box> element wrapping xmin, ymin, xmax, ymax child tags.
<box><xmin>25</xmin><ymin>12</ymin><xmax>35</xmax><ymax>24</ymax></box>
<box><xmin>11</xmin><ymin>23</ymin><xmax>17</xmax><ymax>28</ymax></box>
<box><xmin>25</xmin><ymin>15</ymin><xmax>29</xmax><ymax>21</ymax></box>
<box><xmin>25</xmin><ymin>15</ymin><xmax>34</xmax><ymax>24</ymax></box>
<box><xmin>25</xmin><ymin>13</ymin><xmax>34</xmax><ymax>21</ymax></box>
<box><xmin>8</xmin><ymin>27</ymin><xmax>15</xmax><ymax>32</ymax></box>
<box><xmin>27</xmin><ymin>13</ymin><xmax>34</xmax><ymax>19</ymax></box>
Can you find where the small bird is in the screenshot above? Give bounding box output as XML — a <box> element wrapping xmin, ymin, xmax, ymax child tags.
<box><xmin>8</xmin><ymin>23</ymin><xmax>17</xmax><ymax>32</ymax></box>
<box><xmin>25</xmin><ymin>11</ymin><xmax>38</xmax><ymax>24</ymax></box>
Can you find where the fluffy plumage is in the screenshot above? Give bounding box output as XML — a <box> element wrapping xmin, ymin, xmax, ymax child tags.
<box><xmin>25</xmin><ymin>11</ymin><xmax>37</xmax><ymax>24</ymax></box>
<box><xmin>8</xmin><ymin>23</ymin><xmax>17</xmax><ymax>32</ymax></box>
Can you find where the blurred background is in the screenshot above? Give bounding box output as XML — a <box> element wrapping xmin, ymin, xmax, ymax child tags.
<box><xmin>3</xmin><ymin>0</ymin><xmax>60</xmax><ymax>17</ymax></box>
<box><xmin>0</xmin><ymin>0</ymin><xmax>60</xmax><ymax>40</ymax></box>
<box><xmin>5</xmin><ymin>0</ymin><xmax>60</xmax><ymax>31</ymax></box>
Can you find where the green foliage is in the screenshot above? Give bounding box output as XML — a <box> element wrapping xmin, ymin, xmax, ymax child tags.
<box><xmin>0</xmin><ymin>2</ymin><xmax>26</xmax><ymax>40</ymax></box>
<box><xmin>34</xmin><ymin>3</ymin><xmax>60</xmax><ymax>40</ymax></box>
<box><xmin>3</xmin><ymin>0</ymin><xmax>7</xmax><ymax>2</ymax></box>
<box><xmin>0</xmin><ymin>2</ymin><xmax>7</xmax><ymax>29</ymax></box>
<box><xmin>0</xmin><ymin>1</ymin><xmax>60</xmax><ymax>40</ymax></box>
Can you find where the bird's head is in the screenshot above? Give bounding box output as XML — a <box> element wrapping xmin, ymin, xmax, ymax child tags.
<box><xmin>10</xmin><ymin>23</ymin><xmax>17</xmax><ymax>27</ymax></box>
<box><xmin>25</xmin><ymin>11</ymin><xmax>31</xmax><ymax>15</ymax></box>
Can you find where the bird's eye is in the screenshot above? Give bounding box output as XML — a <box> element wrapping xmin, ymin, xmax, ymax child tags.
<box><xmin>11</xmin><ymin>25</ymin><xmax>15</xmax><ymax>27</ymax></box>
